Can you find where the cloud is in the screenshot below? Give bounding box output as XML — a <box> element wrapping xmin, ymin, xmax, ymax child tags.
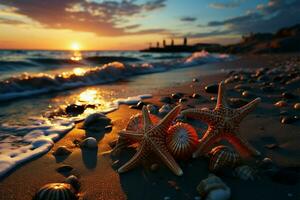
<box><xmin>185</xmin><ymin>29</ymin><xmax>234</xmax><ymax>38</ymax></box>
<box><xmin>206</xmin><ymin>0</ymin><xmax>300</xmax><ymax>34</ymax></box>
<box><xmin>180</xmin><ymin>17</ymin><xmax>197</xmax><ymax>22</ymax></box>
<box><xmin>0</xmin><ymin>17</ymin><xmax>24</xmax><ymax>25</ymax></box>
<box><xmin>0</xmin><ymin>0</ymin><xmax>168</xmax><ymax>36</ymax></box>
<box><xmin>209</xmin><ymin>0</ymin><xmax>245</xmax><ymax>9</ymax></box>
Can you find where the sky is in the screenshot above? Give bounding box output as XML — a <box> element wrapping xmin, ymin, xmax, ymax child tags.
<box><xmin>0</xmin><ymin>0</ymin><xmax>299</xmax><ymax>50</ymax></box>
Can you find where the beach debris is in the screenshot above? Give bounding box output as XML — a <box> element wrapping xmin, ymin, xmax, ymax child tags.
<box><xmin>52</xmin><ymin>146</ymin><xmax>72</xmax><ymax>156</ymax></box>
<box><xmin>197</xmin><ymin>174</ymin><xmax>231</xmax><ymax>200</ymax></box>
<box><xmin>83</xmin><ymin>113</ymin><xmax>111</xmax><ymax>131</ymax></box>
<box><xmin>294</xmin><ymin>103</ymin><xmax>300</xmax><ymax>110</ymax></box>
<box><xmin>205</xmin><ymin>84</ymin><xmax>219</xmax><ymax>94</ymax></box>
<box><xmin>118</xmin><ymin>105</ymin><xmax>183</xmax><ymax>176</ymax></box>
<box><xmin>159</xmin><ymin>104</ymin><xmax>172</xmax><ymax>117</ymax></box>
<box><xmin>233</xmin><ymin>165</ymin><xmax>257</xmax><ymax>181</ymax></box>
<box><xmin>32</xmin><ymin>183</ymin><xmax>77</xmax><ymax>200</ymax></box>
<box><xmin>208</xmin><ymin>146</ymin><xmax>241</xmax><ymax>172</ymax></box>
<box><xmin>146</xmin><ymin>104</ymin><xmax>159</xmax><ymax>114</ymax></box>
<box><xmin>65</xmin><ymin>175</ymin><xmax>80</xmax><ymax>192</ymax></box>
<box><xmin>56</xmin><ymin>165</ymin><xmax>73</xmax><ymax>174</ymax></box>
<box><xmin>80</xmin><ymin>137</ymin><xmax>98</xmax><ymax>149</ymax></box>
<box><xmin>182</xmin><ymin>81</ymin><xmax>261</xmax><ymax>158</ymax></box>
<box><xmin>65</xmin><ymin>104</ymin><xmax>86</xmax><ymax>116</ymax></box>
<box><xmin>160</xmin><ymin>96</ymin><xmax>172</xmax><ymax>104</ymax></box>
<box><xmin>166</xmin><ymin>122</ymin><xmax>199</xmax><ymax>160</ymax></box>
<box><xmin>274</xmin><ymin>100</ymin><xmax>287</xmax><ymax>107</ymax></box>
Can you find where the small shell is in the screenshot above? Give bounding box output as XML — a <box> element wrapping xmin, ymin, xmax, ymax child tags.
<box><xmin>112</xmin><ymin>113</ymin><xmax>159</xmax><ymax>155</ymax></box>
<box><xmin>233</xmin><ymin>165</ymin><xmax>257</xmax><ymax>181</ymax></box>
<box><xmin>166</xmin><ymin>122</ymin><xmax>199</xmax><ymax>159</ymax></box>
<box><xmin>197</xmin><ymin>174</ymin><xmax>231</xmax><ymax>200</ymax></box>
<box><xmin>32</xmin><ymin>183</ymin><xmax>77</xmax><ymax>200</ymax></box>
<box><xmin>208</xmin><ymin>146</ymin><xmax>241</xmax><ymax>172</ymax></box>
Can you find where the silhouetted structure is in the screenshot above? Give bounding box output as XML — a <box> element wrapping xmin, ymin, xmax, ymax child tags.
<box><xmin>183</xmin><ymin>37</ymin><xmax>187</xmax><ymax>46</ymax></box>
<box><xmin>171</xmin><ymin>39</ymin><xmax>174</xmax><ymax>46</ymax></box>
<box><xmin>163</xmin><ymin>39</ymin><xmax>166</xmax><ymax>47</ymax></box>
<box><xmin>156</xmin><ymin>42</ymin><xmax>160</xmax><ymax>48</ymax></box>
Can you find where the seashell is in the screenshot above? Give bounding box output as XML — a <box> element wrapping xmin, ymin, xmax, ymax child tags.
<box><xmin>112</xmin><ymin>113</ymin><xmax>159</xmax><ymax>155</ymax></box>
<box><xmin>208</xmin><ymin>146</ymin><xmax>241</xmax><ymax>172</ymax></box>
<box><xmin>80</xmin><ymin>137</ymin><xmax>98</xmax><ymax>149</ymax></box>
<box><xmin>166</xmin><ymin>122</ymin><xmax>199</xmax><ymax>159</ymax></box>
<box><xmin>197</xmin><ymin>174</ymin><xmax>231</xmax><ymax>200</ymax></box>
<box><xmin>32</xmin><ymin>183</ymin><xmax>77</xmax><ymax>200</ymax></box>
<box><xmin>233</xmin><ymin>165</ymin><xmax>257</xmax><ymax>181</ymax></box>
<box><xmin>83</xmin><ymin>113</ymin><xmax>111</xmax><ymax>131</ymax></box>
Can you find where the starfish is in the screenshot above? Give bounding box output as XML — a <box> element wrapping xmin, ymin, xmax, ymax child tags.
<box><xmin>118</xmin><ymin>105</ymin><xmax>183</xmax><ymax>176</ymax></box>
<box><xmin>182</xmin><ymin>81</ymin><xmax>261</xmax><ymax>158</ymax></box>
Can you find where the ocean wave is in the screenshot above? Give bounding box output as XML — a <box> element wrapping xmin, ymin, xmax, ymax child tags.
<box><xmin>0</xmin><ymin>51</ymin><xmax>232</xmax><ymax>102</ymax></box>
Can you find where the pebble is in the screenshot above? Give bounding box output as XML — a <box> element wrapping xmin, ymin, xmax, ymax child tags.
<box><xmin>80</xmin><ymin>137</ymin><xmax>98</xmax><ymax>149</ymax></box>
<box><xmin>150</xmin><ymin>163</ymin><xmax>159</xmax><ymax>172</ymax></box>
<box><xmin>294</xmin><ymin>103</ymin><xmax>300</xmax><ymax>110</ymax></box>
<box><xmin>191</xmin><ymin>93</ymin><xmax>201</xmax><ymax>99</ymax></box>
<box><xmin>210</xmin><ymin>96</ymin><xmax>217</xmax><ymax>101</ymax></box>
<box><xmin>274</xmin><ymin>100</ymin><xmax>287</xmax><ymax>107</ymax></box>
<box><xmin>52</xmin><ymin>146</ymin><xmax>72</xmax><ymax>156</ymax></box>
<box><xmin>66</xmin><ymin>104</ymin><xmax>86</xmax><ymax>116</ymax></box>
<box><xmin>130</xmin><ymin>101</ymin><xmax>146</xmax><ymax>109</ymax></box>
<box><xmin>105</xmin><ymin>125</ymin><xmax>113</xmax><ymax>132</ymax></box>
<box><xmin>171</xmin><ymin>93</ymin><xmax>183</xmax><ymax>99</ymax></box>
<box><xmin>205</xmin><ymin>84</ymin><xmax>219</xmax><ymax>94</ymax></box>
<box><xmin>160</xmin><ymin>96</ymin><xmax>172</xmax><ymax>104</ymax></box>
<box><xmin>281</xmin><ymin>116</ymin><xmax>297</xmax><ymax>124</ymax></box>
<box><xmin>193</xmin><ymin>78</ymin><xmax>199</xmax><ymax>82</ymax></box>
<box><xmin>242</xmin><ymin>91</ymin><xmax>255</xmax><ymax>98</ymax></box>
<box><xmin>56</xmin><ymin>165</ymin><xmax>73</xmax><ymax>173</ymax></box>
<box><xmin>65</xmin><ymin>175</ymin><xmax>80</xmax><ymax>191</ymax></box>
<box><xmin>179</xmin><ymin>98</ymin><xmax>187</xmax><ymax>103</ymax></box>
<box><xmin>147</xmin><ymin>104</ymin><xmax>159</xmax><ymax>114</ymax></box>
<box><xmin>83</xmin><ymin>113</ymin><xmax>111</xmax><ymax>130</ymax></box>
<box><xmin>282</xmin><ymin>92</ymin><xmax>296</xmax><ymax>99</ymax></box>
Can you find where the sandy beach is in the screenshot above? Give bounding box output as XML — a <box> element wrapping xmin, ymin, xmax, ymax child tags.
<box><xmin>0</xmin><ymin>54</ymin><xmax>299</xmax><ymax>200</ymax></box>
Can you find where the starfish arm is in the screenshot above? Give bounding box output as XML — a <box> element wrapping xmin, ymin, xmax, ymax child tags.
<box><xmin>224</xmin><ymin>133</ymin><xmax>261</xmax><ymax>158</ymax></box>
<box><xmin>142</xmin><ymin>106</ymin><xmax>153</xmax><ymax>131</ymax></box>
<box><xmin>181</xmin><ymin>108</ymin><xmax>218</xmax><ymax>125</ymax></box>
<box><xmin>216</xmin><ymin>81</ymin><xmax>228</xmax><ymax>108</ymax></box>
<box><xmin>157</xmin><ymin>105</ymin><xmax>181</xmax><ymax>133</ymax></box>
<box><xmin>236</xmin><ymin>97</ymin><xmax>261</xmax><ymax>121</ymax></box>
<box><xmin>118</xmin><ymin>143</ymin><xmax>146</xmax><ymax>173</ymax></box>
<box><xmin>119</xmin><ymin>130</ymin><xmax>143</xmax><ymax>142</ymax></box>
<box><xmin>150</xmin><ymin>140</ymin><xmax>183</xmax><ymax>176</ymax></box>
<box><xmin>193</xmin><ymin>127</ymin><xmax>220</xmax><ymax>158</ymax></box>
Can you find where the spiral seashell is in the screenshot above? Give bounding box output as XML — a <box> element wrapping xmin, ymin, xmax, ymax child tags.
<box><xmin>233</xmin><ymin>165</ymin><xmax>257</xmax><ymax>181</ymax></box>
<box><xmin>166</xmin><ymin>122</ymin><xmax>199</xmax><ymax>159</ymax></box>
<box><xmin>208</xmin><ymin>145</ymin><xmax>241</xmax><ymax>172</ymax></box>
<box><xmin>112</xmin><ymin>113</ymin><xmax>159</xmax><ymax>155</ymax></box>
<box><xmin>197</xmin><ymin>174</ymin><xmax>231</xmax><ymax>200</ymax></box>
<box><xmin>32</xmin><ymin>183</ymin><xmax>77</xmax><ymax>200</ymax></box>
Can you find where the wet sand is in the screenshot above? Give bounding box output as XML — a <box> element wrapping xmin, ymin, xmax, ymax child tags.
<box><xmin>0</xmin><ymin>54</ymin><xmax>299</xmax><ymax>200</ymax></box>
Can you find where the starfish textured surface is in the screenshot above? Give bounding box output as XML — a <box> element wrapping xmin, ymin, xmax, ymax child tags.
<box><xmin>182</xmin><ymin>81</ymin><xmax>261</xmax><ymax>158</ymax></box>
<box><xmin>118</xmin><ymin>105</ymin><xmax>183</xmax><ymax>176</ymax></box>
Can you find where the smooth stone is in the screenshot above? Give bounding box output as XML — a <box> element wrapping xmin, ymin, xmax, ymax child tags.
<box><xmin>65</xmin><ymin>175</ymin><xmax>80</xmax><ymax>192</ymax></box>
<box><xmin>191</xmin><ymin>93</ymin><xmax>201</xmax><ymax>99</ymax></box>
<box><xmin>136</xmin><ymin>101</ymin><xmax>146</xmax><ymax>109</ymax></box>
<box><xmin>105</xmin><ymin>125</ymin><xmax>113</xmax><ymax>132</ymax></box>
<box><xmin>83</xmin><ymin>113</ymin><xmax>111</xmax><ymax>130</ymax></box>
<box><xmin>147</xmin><ymin>104</ymin><xmax>159</xmax><ymax>114</ymax></box>
<box><xmin>242</xmin><ymin>90</ymin><xmax>255</xmax><ymax>98</ymax></box>
<box><xmin>281</xmin><ymin>116</ymin><xmax>297</xmax><ymax>124</ymax></box>
<box><xmin>160</xmin><ymin>96</ymin><xmax>172</xmax><ymax>104</ymax></box>
<box><xmin>179</xmin><ymin>98</ymin><xmax>188</xmax><ymax>103</ymax></box>
<box><xmin>80</xmin><ymin>137</ymin><xmax>98</xmax><ymax>149</ymax></box>
<box><xmin>56</xmin><ymin>165</ymin><xmax>73</xmax><ymax>173</ymax></box>
<box><xmin>52</xmin><ymin>146</ymin><xmax>72</xmax><ymax>156</ymax></box>
<box><xmin>205</xmin><ymin>84</ymin><xmax>219</xmax><ymax>94</ymax></box>
<box><xmin>210</xmin><ymin>96</ymin><xmax>217</xmax><ymax>101</ymax></box>
<box><xmin>193</xmin><ymin>78</ymin><xmax>199</xmax><ymax>82</ymax></box>
<box><xmin>65</xmin><ymin>104</ymin><xmax>86</xmax><ymax>116</ymax></box>
<box><xmin>150</xmin><ymin>163</ymin><xmax>160</xmax><ymax>172</ymax></box>
<box><xmin>282</xmin><ymin>92</ymin><xmax>296</xmax><ymax>99</ymax></box>
<box><xmin>274</xmin><ymin>100</ymin><xmax>287</xmax><ymax>107</ymax></box>
<box><xmin>294</xmin><ymin>103</ymin><xmax>300</xmax><ymax>110</ymax></box>
<box><xmin>171</xmin><ymin>93</ymin><xmax>183</xmax><ymax>99</ymax></box>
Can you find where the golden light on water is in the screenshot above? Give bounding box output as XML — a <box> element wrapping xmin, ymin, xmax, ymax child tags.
<box><xmin>79</xmin><ymin>89</ymin><xmax>98</xmax><ymax>103</ymax></box>
<box><xmin>73</xmin><ymin>67</ymin><xmax>86</xmax><ymax>76</ymax></box>
<box><xmin>70</xmin><ymin>51</ymin><xmax>82</xmax><ymax>61</ymax></box>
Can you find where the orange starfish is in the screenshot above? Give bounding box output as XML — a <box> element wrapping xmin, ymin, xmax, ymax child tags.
<box><xmin>118</xmin><ymin>105</ymin><xmax>183</xmax><ymax>176</ymax></box>
<box><xmin>182</xmin><ymin>81</ymin><xmax>261</xmax><ymax>158</ymax></box>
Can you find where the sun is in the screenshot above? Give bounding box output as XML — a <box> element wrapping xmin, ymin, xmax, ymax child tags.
<box><xmin>71</xmin><ymin>42</ymin><xmax>80</xmax><ymax>51</ymax></box>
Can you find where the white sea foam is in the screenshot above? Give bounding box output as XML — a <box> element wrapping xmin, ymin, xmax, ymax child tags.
<box><xmin>0</xmin><ymin>93</ymin><xmax>152</xmax><ymax>177</ymax></box>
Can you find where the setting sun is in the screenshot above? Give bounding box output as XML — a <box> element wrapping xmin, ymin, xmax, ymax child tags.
<box><xmin>71</xmin><ymin>42</ymin><xmax>80</xmax><ymax>51</ymax></box>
